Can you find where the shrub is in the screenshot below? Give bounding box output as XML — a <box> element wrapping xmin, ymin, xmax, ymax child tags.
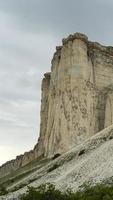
<box><xmin>52</xmin><ymin>154</ymin><xmax>61</xmax><ymax>160</ymax></box>
<box><xmin>20</xmin><ymin>183</ymin><xmax>113</xmax><ymax>200</ymax></box>
<box><xmin>0</xmin><ymin>185</ymin><xmax>8</xmax><ymax>195</ymax></box>
<box><xmin>20</xmin><ymin>183</ymin><xmax>63</xmax><ymax>200</ymax></box>
<box><xmin>48</xmin><ymin>164</ymin><xmax>60</xmax><ymax>172</ymax></box>
<box><xmin>78</xmin><ymin>149</ymin><xmax>85</xmax><ymax>156</ymax></box>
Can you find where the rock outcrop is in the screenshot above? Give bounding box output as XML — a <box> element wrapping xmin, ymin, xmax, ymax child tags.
<box><xmin>1</xmin><ymin>32</ymin><xmax>113</xmax><ymax>178</ymax></box>
<box><xmin>42</xmin><ymin>33</ymin><xmax>113</xmax><ymax>157</ymax></box>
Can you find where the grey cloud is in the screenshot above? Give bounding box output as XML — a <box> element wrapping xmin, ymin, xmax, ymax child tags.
<box><xmin>0</xmin><ymin>0</ymin><xmax>113</xmax><ymax>44</ymax></box>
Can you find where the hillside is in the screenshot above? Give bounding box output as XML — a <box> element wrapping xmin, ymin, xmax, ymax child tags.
<box><xmin>1</xmin><ymin>124</ymin><xmax>113</xmax><ymax>199</ymax></box>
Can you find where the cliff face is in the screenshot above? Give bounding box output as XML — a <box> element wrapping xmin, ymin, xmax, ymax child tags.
<box><xmin>1</xmin><ymin>32</ymin><xmax>113</xmax><ymax>177</ymax></box>
<box><xmin>42</xmin><ymin>33</ymin><xmax>113</xmax><ymax>157</ymax></box>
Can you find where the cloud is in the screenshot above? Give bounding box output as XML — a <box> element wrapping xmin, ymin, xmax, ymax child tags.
<box><xmin>0</xmin><ymin>0</ymin><xmax>113</xmax><ymax>43</ymax></box>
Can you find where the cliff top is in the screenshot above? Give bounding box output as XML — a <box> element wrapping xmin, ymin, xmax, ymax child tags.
<box><xmin>44</xmin><ymin>72</ymin><xmax>51</xmax><ymax>78</ymax></box>
<box><xmin>54</xmin><ymin>32</ymin><xmax>113</xmax><ymax>57</ymax></box>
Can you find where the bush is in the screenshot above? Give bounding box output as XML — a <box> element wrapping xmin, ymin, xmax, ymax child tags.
<box><xmin>0</xmin><ymin>185</ymin><xmax>8</xmax><ymax>195</ymax></box>
<box><xmin>78</xmin><ymin>149</ymin><xmax>85</xmax><ymax>156</ymax></box>
<box><xmin>20</xmin><ymin>183</ymin><xmax>113</xmax><ymax>200</ymax></box>
<box><xmin>20</xmin><ymin>184</ymin><xmax>63</xmax><ymax>200</ymax></box>
<box><xmin>52</xmin><ymin>154</ymin><xmax>61</xmax><ymax>160</ymax></box>
<box><xmin>48</xmin><ymin>164</ymin><xmax>60</xmax><ymax>172</ymax></box>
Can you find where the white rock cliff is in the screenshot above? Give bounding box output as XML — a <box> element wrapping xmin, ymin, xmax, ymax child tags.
<box><xmin>1</xmin><ymin>32</ymin><xmax>113</xmax><ymax>177</ymax></box>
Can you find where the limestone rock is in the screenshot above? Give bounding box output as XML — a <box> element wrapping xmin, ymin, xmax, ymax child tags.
<box><xmin>1</xmin><ymin>32</ymin><xmax>113</xmax><ymax>177</ymax></box>
<box><xmin>43</xmin><ymin>33</ymin><xmax>113</xmax><ymax>157</ymax></box>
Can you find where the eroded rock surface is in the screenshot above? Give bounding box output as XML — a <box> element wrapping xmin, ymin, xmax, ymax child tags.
<box><xmin>1</xmin><ymin>32</ymin><xmax>113</xmax><ymax>177</ymax></box>
<box><xmin>43</xmin><ymin>33</ymin><xmax>113</xmax><ymax>156</ymax></box>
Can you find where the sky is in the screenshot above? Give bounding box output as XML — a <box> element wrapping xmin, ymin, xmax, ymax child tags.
<box><xmin>0</xmin><ymin>0</ymin><xmax>113</xmax><ymax>165</ymax></box>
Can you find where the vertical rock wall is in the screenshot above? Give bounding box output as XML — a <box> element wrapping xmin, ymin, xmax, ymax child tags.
<box><xmin>42</xmin><ymin>33</ymin><xmax>113</xmax><ymax>157</ymax></box>
<box><xmin>44</xmin><ymin>34</ymin><xmax>98</xmax><ymax>156</ymax></box>
<box><xmin>1</xmin><ymin>32</ymin><xmax>113</xmax><ymax>177</ymax></box>
<box><xmin>105</xmin><ymin>92</ymin><xmax>113</xmax><ymax>127</ymax></box>
<box><xmin>34</xmin><ymin>73</ymin><xmax>51</xmax><ymax>158</ymax></box>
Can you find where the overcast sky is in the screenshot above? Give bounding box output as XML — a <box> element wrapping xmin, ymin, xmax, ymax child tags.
<box><xmin>0</xmin><ymin>0</ymin><xmax>113</xmax><ymax>165</ymax></box>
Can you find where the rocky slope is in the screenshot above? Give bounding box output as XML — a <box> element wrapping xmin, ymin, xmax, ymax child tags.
<box><xmin>1</xmin><ymin>124</ymin><xmax>113</xmax><ymax>199</ymax></box>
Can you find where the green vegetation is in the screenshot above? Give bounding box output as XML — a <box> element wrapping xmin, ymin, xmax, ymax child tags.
<box><xmin>20</xmin><ymin>183</ymin><xmax>113</xmax><ymax>200</ymax></box>
<box><xmin>78</xmin><ymin>149</ymin><xmax>85</xmax><ymax>156</ymax></box>
<box><xmin>52</xmin><ymin>154</ymin><xmax>61</xmax><ymax>160</ymax></box>
<box><xmin>48</xmin><ymin>164</ymin><xmax>60</xmax><ymax>172</ymax></box>
<box><xmin>0</xmin><ymin>185</ymin><xmax>8</xmax><ymax>195</ymax></box>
